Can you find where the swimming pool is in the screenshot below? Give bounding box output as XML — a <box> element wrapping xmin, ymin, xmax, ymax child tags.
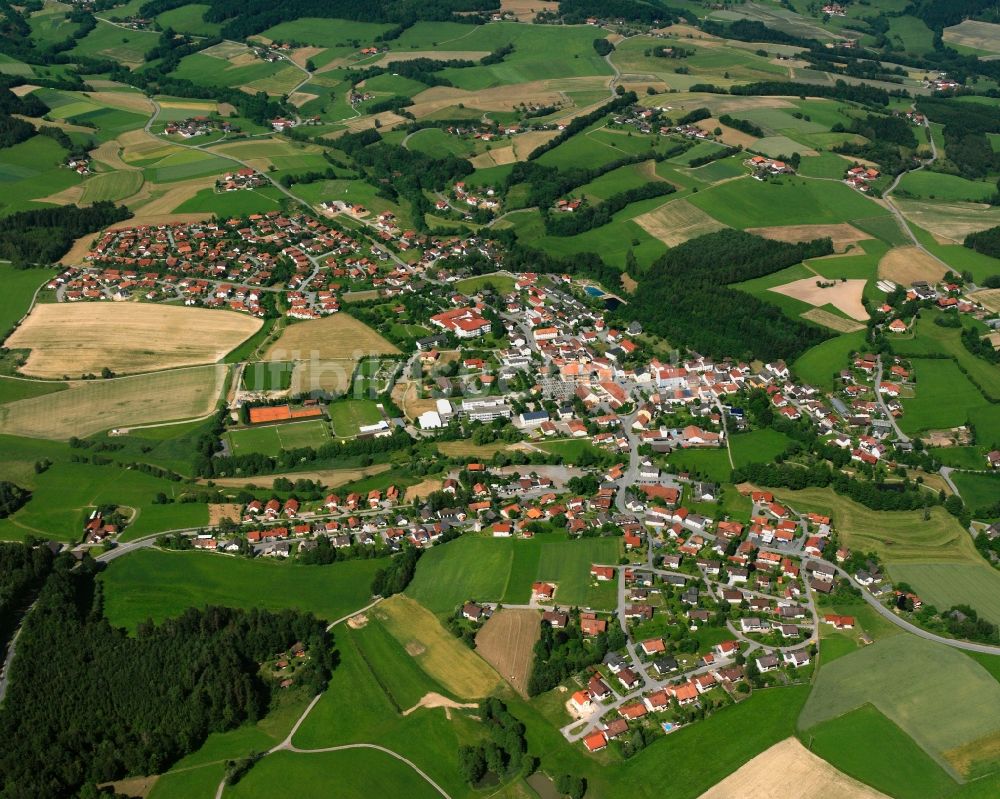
<box><xmin>584</xmin><ymin>285</ymin><xmax>604</xmax><ymax>297</ymax></box>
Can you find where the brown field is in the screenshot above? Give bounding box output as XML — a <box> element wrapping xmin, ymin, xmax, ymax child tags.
<box><xmin>801</xmin><ymin>307</ymin><xmax>866</xmax><ymax>333</ymax></box>
<box><xmin>437</xmin><ymin>439</ymin><xmax>516</xmax><ymax>458</ymax></box>
<box><xmin>13</xmin><ymin>114</ymin><xmax>95</xmax><ymax>134</ymax></box>
<box><xmin>38</xmin><ymin>183</ymin><xmax>84</xmax><ymax>207</ymax></box>
<box><xmin>10</xmin><ymin>84</ymin><xmax>40</xmax><ymax>97</ymax></box>
<box><xmin>288</xmin><ymin>46</ymin><xmax>325</xmax><ymax>69</ymax></box>
<box><xmin>621</xmin><ymin>273</ymin><xmax>638</xmax><ymax>293</ymax></box>
<box><xmin>83</xmin><ymin>91</ymin><xmax>152</xmax><ymax>114</ymax></box>
<box><xmin>634</xmin><ymin>198</ymin><xmax>725</xmax><ymax>246</ymax></box>
<box><xmin>380</xmin><ymin>50</ymin><xmax>491</xmax><ymax>65</ymax></box>
<box><xmin>748</xmin><ymin>223</ymin><xmax>871</xmax><ymax>253</ymax></box>
<box><xmin>896</xmin><ymin>199</ymin><xmax>1000</xmax><ymax>243</ymax></box>
<box><xmin>408</xmin><ymin>78</ymin><xmax>606</xmax><ymax>119</ymax></box>
<box><xmin>6</xmin><ymin>303</ymin><xmax>261</xmax><ymax>378</ymax></box>
<box><xmin>970</xmin><ymin>288</ymin><xmax>1000</xmax><ymax>313</ymax></box>
<box><xmin>289</xmin><ymin>358</ymin><xmax>356</xmax><ymax>395</ymax></box>
<box><xmin>878</xmin><ymin>245</ymin><xmax>950</xmax><ymax>284</ymax></box>
<box><xmin>391</xmin><ymin>380</ymin><xmax>437</xmax><ymax>420</ymax></box>
<box><xmin>207</xmin><ymin>503</ymin><xmax>242</xmax><ymax>525</ymax></box>
<box><xmin>698</xmin><ymin>738</ymin><xmax>889</xmax><ymax>799</ymax></box>
<box><xmin>470</xmin><ymin>147</ymin><xmax>514</xmax><ymax>168</ymax></box>
<box><xmin>264</xmin><ymin>313</ymin><xmax>399</xmax><ymax>361</ymax></box>
<box><xmin>405</xmin><ymin>478</ymin><xmax>444</xmax><ymax>501</ymax></box>
<box><xmin>0</xmin><ymin>364</ymin><xmax>227</xmax><ymax>440</ymax></box>
<box><xmin>288</xmin><ymin>91</ymin><xmax>318</xmax><ymax>108</ymax></box>
<box><xmin>378</xmin><ymin>595</ymin><xmax>501</xmax><ymax>699</ymax></box>
<box><xmin>204</xmin><ymin>463</ymin><xmax>390</xmax><ymax>489</ymax></box>
<box><xmin>512</xmin><ymin>130</ymin><xmax>560</xmax><ymax>159</ymax></box>
<box><xmin>943</xmin><ymin>19</ymin><xmax>1000</xmax><ymax>53</ymax></box>
<box><xmin>156</xmin><ymin>98</ymin><xmax>218</xmax><ymax>113</ymax></box>
<box><xmin>60</xmin><ymin>232</ymin><xmax>101</xmax><ymax>265</ymax></box>
<box><xmin>128</xmin><ymin>175</ymin><xmax>219</xmax><ymax>220</ymax></box>
<box><xmin>771</xmin><ymin>277</ymin><xmax>868</xmax><ymax>320</ymax></box>
<box><xmin>475</xmin><ymin>608</ymin><xmax>541</xmax><ymax>697</ymax></box>
<box><xmin>99</xmin><ymin>776</ymin><xmax>158</xmax><ymax>798</ymax></box>
<box><xmin>500</xmin><ymin>0</ymin><xmax>558</xmax><ymax>20</ymax></box>
<box><xmin>90</xmin><ymin>139</ymin><xmax>140</xmax><ymax>173</ymax></box>
<box><xmin>697</xmin><ymin>117</ymin><xmax>758</xmax><ymax>148</ymax></box>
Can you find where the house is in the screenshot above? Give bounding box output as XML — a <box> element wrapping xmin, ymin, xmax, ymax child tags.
<box><xmin>640</xmin><ymin>638</ymin><xmax>666</xmax><ymax>656</ymax></box>
<box><xmin>570</xmin><ymin>689</ymin><xmax>592</xmax><ymax>715</ymax></box>
<box><xmin>591</xmin><ymin>564</ymin><xmax>616</xmax><ymax>582</ymax></box>
<box><xmin>588</xmin><ymin>674</ymin><xmax>612</xmax><ymax>700</ymax></box>
<box><xmin>543</xmin><ymin>610</ymin><xmax>568</xmax><ymax>629</ymax></box>
<box><xmin>583</xmin><ymin>730</ymin><xmax>608</xmax><ymax>752</ymax></box>
<box><xmin>617</xmin><ymin>667</ymin><xmax>641</xmax><ymax>689</ymax></box>
<box><xmin>462</xmin><ymin>602</ymin><xmax>491</xmax><ymax>622</ymax></box>
<box><xmin>755</xmin><ymin>654</ymin><xmax>780</xmax><ymax>673</ymax></box>
<box><xmin>823</xmin><ymin>614</ymin><xmax>855</xmax><ymax>630</ymax></box>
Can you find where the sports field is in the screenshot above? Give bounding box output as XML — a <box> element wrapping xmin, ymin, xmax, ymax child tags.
<box><xmin>327</xmin><ymin>399</ymin><xmax>383</xmax><ymax>437</ymax></box>
<box><xmin>7</xmin><ymin>303</ymin><xmax>261</xmax><ymax>378</ymax></box>
<box><xmin>0</xmin><ymin>364</ymin><xmax>228</xmax><ymax>439</ymax></box>
<box><xmin>226</xmin><ymin>419</ymin><xmax>331</xmax><ymax>456</ymax></box>
<box><xmin>800</xmin><ymin>633</ymin><xmax>1000</xmax><ymax>779</ymax></box>
<box><xmin>100</xmin><ymin>548</ymin><xmax>387</xmax><ymax>629</ymax></box>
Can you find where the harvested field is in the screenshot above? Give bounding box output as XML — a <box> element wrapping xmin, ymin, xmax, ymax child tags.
<box><xmin>82</xmin><ymin>90</ymin><xmax>152</xmax><ymax>114</ymax></box>
<box><xmin>207</xmin><ymin>503</ymin><xmax>242</xmax><ymax>525</ymax></box>
<box><xmin>698</xmin><ymin>117</ymin><xmax>758</xmax><ymax>148</ymax></box>
<box><xmin>201</xmin><ymin>41</ymin><xmax>247</xmax><ymax>59</ymax></box>
<box><xmin>436</xmin><ymin>440</ymin><xmax>516</xmax><ymax>458</ymax></box>
<box><xmin>697</xmin><ymin>738</ymin><xmax>889</xmax><ymax>799</ymax></box>
<box><xmin>380</xmin><ymin>50</ymin><xmax>491</xmax><ymax>64</ymax></box>
<box><xmin>10</xmin><ymin>84</ymin><xmax>40</xmax><ymax>97</ymax></box>
<box><xmin>204</xmin><ymin>463</ymin><xmax>391</xmax><ymax>489</ymax></box>
<box><xmin>748</xmin><ymin>223</ymin><xmax>871</xmax><ymax>253</ymax></box>
<box><xmin>157</xmin><ymin>99</ymin><xmax>218</xmax><ymax>112</ymax></box>
<box><xmin>38</xmin><ymin>184</ymin><xmax>84</xmax><ymax>206</ymax></box>
<box><xmin>634</xmin><ymin>198</ymin><xmax>725</xmax><ymax>246</ymax></box>
<box><xmin>896</xmin><ymin>199</ymin><xmax>1000</xmax><ymax>243</ymax></box>
<box><xmin>289</xmin><ymin>358</ymin><xmax>356</xmax><ymax>395</ymax></box>
<box><xmin>377</xmin><ymin>595</ymin><xmax>500</xmax><ymax>699</ymax></box>
<box><xmin>119</xmin><ymin>129</ymin><xmax>182</xmax><ymax>163</ymax></box>
<box><xmin>475</xmin><ymin>608</ymin><xmax>541</xmax><ymax>697</ymax></box>
<box><xmin>288</xmin><ymin>91</ymin><xmax>318</xmax><ymax>108</ymax></box>
<box><xmin>500</xmin><ymin>0</ymin><xmax>558</xmax><ymax>21</ymax></box>
<box><xmin>7</xmin><ymin>303</ymin><xmax>261</xmax><ymax>378</ymax></box>
<box><xmin>801</xmin><ymin>308</ymin><xmax>866</xmax><ymax>332</ymax></box>
<box><xmin>470</xmin><ymin>147</ymin><xmax>514</xmax><ymax>168</ymax></box>
<box><xmin>264</xmin><ymin>313</ymin><xmax>399</xmax><ymax>361</ymax></box>
<box><xmin>943</xmin><ymin>19</ymin><xmax>1000</xmax><ymax>53</ymax></box>
<box><xmin>408</xmin><ymin>78</ymin><xmax>606</xmax><ymax>119</ymax></box>
<box><xmin>970</xmin><ymin>288</ymin><xmax>1000</xmax><ymax>313</ymax></box>
<box><xmin>90</xmin><ymin>138</ymin><xmax>140</xmax><ymax>173</ymax></box>
<box><xmin>405</xmin><ymin>478</ymin><xmax>444</xmax><ymax>501</ymax></box>
<box><xmin>771</xmin><ymin>278</ymin><xmax>868</xmax><ymax>320</ymax></box>
<box><xmin>512</xmin><ymin>129</ymin><xmax>559</xmax><ymax>159</ymax></box>
<box><xmin>342</xmin><ymin>111</ymin><xmax>408</xmax><ymax>132</ymax></box>
<box><xmin>59</xmin><ymin>232</ymin><xmax>100</xmax><ymax>265</ymax></box>
<box><xmin>289</xmin><ymin>46</ymin><xmax>324</xmax><ymax>69</ymax></box>
<box><xmin>127</xmin><ymin>175</ymin><xmax>218</xmax><ymax>218</ymax></box>
<box><xmin>13</xmin><ymin>114</ymin><xmax>95</xmax><ymax>134</ymax></box>
<box><xmin>878</xmin><ymin>245</ymin><xmax>950</xmax><ymax>284</ymax></box>
<box><xmin>0</xmin><ymin>364</ymin><xmax>227</xmax><ymax>439</ymax></box>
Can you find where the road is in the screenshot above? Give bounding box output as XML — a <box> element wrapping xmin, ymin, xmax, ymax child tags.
<box><xmin>873</xmin><ymin>354</ymin><xmax>909</xmax><ymax>442</ymax></box>
<box><xmin>0</xmin><ymin>600</ymin><xmax>36</xmax><ymax>706</ymax></box>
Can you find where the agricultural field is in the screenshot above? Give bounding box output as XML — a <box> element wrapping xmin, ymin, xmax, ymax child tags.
<box><xmin>264</xmin><ymin>313</ymin><xmax>400</xmax><ymax>361</ymax></box>
<box><xmin>793</xmin><ymin>330</ymin><xmax>867</xmax><ymax>390</ymax></box>
<box><xmin>0</xmin><ymin>364</ymin><xmax>228</xmax><ymax>439</ymax></box>
<box><xmin>888</xmin><ymin>562</ymin><xmax>1000</xmax><ymax>626</ymax></box>
<box><xmin>800</xmin><ymin>633</ymin><xmax>1000</xmax><ymax>780</ymax></box>
<box><xmin>0</xmin><ymin>135</ymin><xmax>80</xmax><ymax>215</ymax></box>
<box><xmin>952</xmin><ymin>472</ymin><xmax>1000</xmax><ymax>515</ymax></box>
<box><xmin>100</xmin><ymin>548</ymin><xmax>387</xmax><ymax>630</ymax></box>
<box><xmin>899</xmin><ymin>359</ymin><xmax>989</xmax><ymax>434</ymax></box>
<box><xmin>474</xmin><ymin>608</ymin><xmax>540</xmax><ymax>697</ymax></box>
<box><xmin>6</xmin><ymin>303</ymin><xmax>261</xmax><ymax>378</ymax></box>
<box><xmin>0</xmin><ymin>265</ymin><xmax>55</xmax><ymax>335</ymax></box>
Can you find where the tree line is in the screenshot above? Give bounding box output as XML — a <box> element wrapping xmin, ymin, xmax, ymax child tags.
<box><xmin>0</xmin><ymin>201</ymin><xmax>132</xmax><ymax>267</ymax></box>
<box><xmin>542</xmin><ymin>181</ymin><xmax>675</xmax><ymax>236</ymax></box>
<box><xmin>527</xmin><ymin>610</ymin><xmax>625</xmax><ymax>696</ymax></box>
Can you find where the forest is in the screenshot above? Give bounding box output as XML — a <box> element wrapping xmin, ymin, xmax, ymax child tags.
<box><xmin>964</xmin><ymin>225</ymin><xmax>1000</xmax><ymax>259</ymax></box>
<box><xmin>0</xmin><ymin>560</ymin><xmax>334</xmax><ymax>797</ymax></box>
<box><xmin>0</xmin><ymin>202</ymin><xmax>133</xmax><ymax>266</ymax></box>
<box><xmin>916</xmin><ymin>97</ymin><xmax>1000</xmax><ymax>179</ymax></box>
<box><xmin>457</xmin><ymin>699</ymin><xmax>532</xmax><ymax>786</ymax></box>
<box><xmin>623</xmin><ymin>230</ymin><xmax>833</xmax><ymax>362</ymax></box>
<box><xmin>542</xmin><ymin>182</ymin><xmax>675</xmax><ymax>236</ymax></box>
<box><xmin>0</xmin><ymin>539</ymin><xmax>54</xmax><ymax>655</ymax></box>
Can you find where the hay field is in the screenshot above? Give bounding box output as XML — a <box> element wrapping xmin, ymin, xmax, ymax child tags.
<box><xmin>407</xmin><ymin>78</ymin><xmax>606</xmax><ymax>118</ymax></box>
<box><xmin>90</xmin><ymin>138</ymin><xmax>139</xmax><ymax>172</ymax></box>
<box><xmin>288</xmin><ymin>91</ymin><xmax>318</xmax><ymax>108</ymax></box>
<box><xmin>119</xmin><ymin>129</ymin><xmax>183</xmax><ymax>164</ymax></box>
<box><xmin>376</xmin><ymin>595</ymin><xmax>500</xmax><ymax>699</ymax></box>
<box><xmin>0</xmin><ymin>364</ymin><xmax>226</xmax><ymax>439</ymax></box>
<box><xmin>380</xmin><ymin>50</ymin><xmax>491</xmax><ymax>64</ymax></box>
<box><xmin>771</xmin><ymin>278</ymin><xmax>868</xmax><ymax>320</ymax></box>
<box><xmin>698</xmin><ymin>738</ymin><xmax>889</xmax><ymax>799</ymax></box>
<box><xmin>896</xmin><ymin>199</ymin><xmax>1000</xmax><ymax>243</ymax></box>
<box><xmin>264</xmin><ymin>313</ymin><xmax>399</xmax><ymax>361</ymax></box>
<box><xmin>475</xmin><ymin>608</ymin><xmax>541</xmax><ymax>697</ymax></box>
<box><xmin>7</xmin><ymin>303</ymin><xmax>261</xmax><ymax>377</ymax></box>
<box><xmin>512</xmin><ymin>129</ymin><xmax>559</xmax><ymax>159</ymax></box>
<box><xmin>470</xmin><ymin>147</ymin><xmax>515</xmax><ymax>168</ymax></box>
<box><xmin>500</xmin><ymin>0</ymin><xmax>558</xmax><ymax>21</ymax></box>
<box><xmin>127</xmin><ymin>175</ymin><xmax>219</xmax><ymax>221</ymax></box>
<box><xmin>698</xmin><ymin>117</ymin><xmax>758</xmax><ymax>148</ymax></box>
<box><xmin>943</xmin><ymin>19</ymin><xmax>1000</xmax><ymax>53</ymax></box>
<box><xmin>59</xmin><ymin>232</ymin><xmax>99</xmax><ymax>265</ymax></box>
<box><xmin>878</xmin><ymin>245</ymin><xmax>949</xmax><ymax>284</ymax></box>
<box><xmin>801</xmin><ymin>308</ymin><xmax>865</xmax><ymax>333</ymax></box>
<box><xmin>970</xmin><ymin>288</ymin><xmax>1000</xmax><ymax>313</ymax></box>
<box><xmin>204</xmin><ymin>463</ymin><xmax>391</xmax><ymax>489</ymax></box>
<box><xmin>289</xmin><ymin>358</ymin><xmax>356</xmax><ymax>395</ymax></box>
<box><xmin>81</xmin><ymin>90</ymin><xmax>152</xmax><ymax>114</ymax></box>
<box><xmin>634</xmin><ymin>198</ymin><xmax>726</xmax><ymax>246</ymax></box>
<box><xmin>748</xmin><ymin>223</ymin><xmax>871</xmax><ymax>252</ymax></box>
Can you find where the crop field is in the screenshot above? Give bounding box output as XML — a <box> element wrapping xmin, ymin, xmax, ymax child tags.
<box><xmin>775</xmin><ymin>487</ymin><xmax>978</xmax><ymax>564</ymax></box>
<box><xmin>800</xmin><ymin>633</ymin><xmax>1000</xmax><ymax>779</ymax></box>
<box><xmin>0</xmin><ymin>135</ymin><xmax>79</xmax><ymax>215</ymax></box>
<box><xmin>633</xmin><ymin>198</ymin><xmax>726</xmax><ymax>246</ymax></box>
<box><xmin>899</xmin><ymin>359</ymin><xmax>987</xmax><ymax>434</ymax></box>
<box><xmin>0</xmin><ymin>364</ymin><xmax>227</xmax><ymax>439</ymax></box>
<box><xmin>101</xmin><ymin>548</ymin><xmax>387</xmax><ymax>629</ymax></box>
<box><xmin>78</xmin><ymin>169</ymin><xmax>143</xmax><ymax>203</ymax></box>
<box><xmin>700</xmin><ymin>737</ymin><xmax>888</xmax><ymax>799</ymax></box>
<box><xmin>943</xmin><ymin>19</ymin><xmax>1000</xmax><ymax>54</ymax></box>
<box><xmin>474</xmin><ymin>608</ymin><xmax>540</xmax><ymax>697</ymax></box>
<box><xmin>264</xmin><ymin>313</ymin><xmax>400</xmax><ymax>361</ymax></box>
<box><xmin>688</xmin><ymin>176</ymin><xmax>886</xmax><ymax>229</ymax></box>
<box><xmin>7</xmin><ymin>303</ymin><xmax>261</xmax><ymax>378</ymax></box>
<box><xmin>327</xmin><ymin>399</ymin><xmax>382</xmax><ymax>437</ymax></box>
<box><xmin>896</xmin><ymin>199</ymin><xmax>1000</xmax><ymax>244</ymax></box>
<box><xmin>807</xmin><ymin>705</ymin><xmax>962</xmax><ymax>799</ymax></box>
<box><xmin>888</xmin><ymin>562</ymin><xmax>1000</xmax><ymax>626</ymax></box>
<box><xmin>878</xmin><ymin>245</ymin><xmax>949</xmax><ymax>285</ymax></box>
<box><xmin>375</xmin><ymin>595</ymin><xmax>500</xmax><ymax>699</ymax></box>
<box><xmin>144</xmin><ymin>149</ymin><xmax>233</xmax><ymax>183</ymax></box>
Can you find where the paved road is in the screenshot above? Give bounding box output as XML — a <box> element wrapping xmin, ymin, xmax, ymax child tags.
<box><xmin>874</xmin><ymin>354</ymin><xmax>909</xmax><ymax>442</ymax></box>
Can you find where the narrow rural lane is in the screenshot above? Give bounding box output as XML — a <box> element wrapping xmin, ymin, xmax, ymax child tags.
<box><xmin>873</xmin><ymin>354</ymin><xmax>908</xmax><ymax>442</ymax></box>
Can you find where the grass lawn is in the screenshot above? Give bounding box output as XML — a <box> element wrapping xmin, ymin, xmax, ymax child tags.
<box><xmin>931</xmin><ymin>446</ymin><xmax>991</xmax><ymax>470</ymax></box>
<box><xmin>0</xmin><ymin>376</ymin><xmax>66</xmax><ymax>404</ymax></box>
<box><xmin>900</xmin><ymin>358</ymin><xmax>989</xmax><ymax>434</ymax></box>
<box><xmin>173</xmin><ymin>186</ymin><xmax>284</xmax><ymax>215</ymax></box>
<box><xmin>667</xmin><ymin>446</ymin><xmax>733</xmax><ymax>483</ymax></box>
<box><xmin>100</xmin><ymin>548</ymin><xmax>386</xmax><ymax>629</ymax></box>
<box><xmin>793</xmin><ymin>330</ymin><xmax>867</xmax><ymax>390</ymax></box>
<box><xmin>407</xmin><ymin>536</ymin><xmax>514</xmax><ymax>614</ymax></box>
<box><xmin>534</xmin><ymin>536</ymin><xmax>622</xmax><ymax>609</ymax></box>
<box><xmin>688</xmin><ymin>175</ymin><xmax>887</xmax><ymax>229</ymax></box>
<box><xmin>897</xmin><ymin>170</ymin><xmax>996</xmax><ymax>202</ymax></box>
<box><xmin>806</xmin><ymin>704</ymin><xmax>962</xmax><ymax>799</ymax></box>
<box><xmin>454</xmin><ymin>274</ymin><xmax>516</xmax><ymax>295</ymax></box>
<box><xmin>888</xmin><ymin>561</ymin><xmax>1000</xmax><ymax>625</ymax></box>
<box><xmin>799</xmin><ymin>632</ymin><xmax>1000</xmax><ymax>779</ymax></box>
<box><xmin>730</xmin><ymin>428</ymin><xmax>794</xmax><ymax>468</ymax></box>
<box><xmin>226</xmin><ymin>420</ymin><xmax>331</xmax><ymax>456</ymax></box>
<box><xmin>952</xmin><ymin>471</ymin><xmax>1000</xmax><ymax>515</ymax></box>
<box><xmin>535</xmin><ymin>438</ymin><xmax>607</xmax><ymax>464</ymax></box>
